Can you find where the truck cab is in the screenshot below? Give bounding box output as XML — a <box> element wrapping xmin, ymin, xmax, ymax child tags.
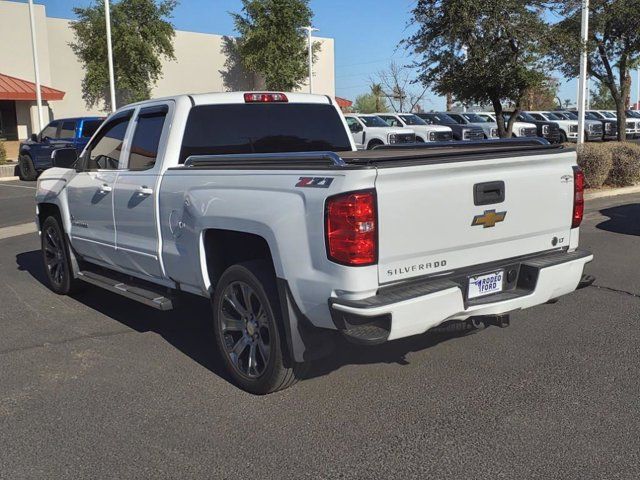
<box><xmin>19</xmin><ymin>117</ymin><xmax>103</xmax><ymax>180</ymax></box>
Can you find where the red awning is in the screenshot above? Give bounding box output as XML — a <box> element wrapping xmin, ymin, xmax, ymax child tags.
<box><xmin>0</xmin><ymin>72</ymin><xmax>65</xmax><ymax>101</ymax></box>
<box><xmin>335</xmin><ymin>96</ymin><xmax>353</xmax><ymax>108</ymax></box>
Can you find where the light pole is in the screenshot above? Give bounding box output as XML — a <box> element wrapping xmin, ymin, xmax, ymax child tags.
<box><xmin>301</xmin><ymin>26</ymin><xmax>318</xmax><ymax>94</ymax></box>
<box><xmin>105</xmin><ymin>0</ymin><xmax>117</xmax><ymax>112</ymax></box>
<box><xmin>636</xmin><ymin>68</ymin><xmax>640</xmax><ymax>110</ymax></box>
<box><xmin>461</xmin><ymin>45</ymin><xmax>468</xmax><ymax>112</ymax></box>
<box><xmin>27</xmin><ymin>0</ymin><xmax>43</xmax><ymax>132</ymax></box>
<box><xmin>576</xmin><ymin>0</ymin><xmax>589</xmax><ymax>145</ymax></box>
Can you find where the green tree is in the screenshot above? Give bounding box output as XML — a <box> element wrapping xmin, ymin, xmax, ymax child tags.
<box><xmin>550</xmin><ymin>0</ymin><xmax>640</xmax><ymax>140</ymax></box>
<box><xmin>232</xmin><ymin>0</ymin><xmax>320</xmax><ymax>91</ymax></box>
<box><xmin>590</xmin><ymin>81</ymin><xmax>617</xmax><ymax>110</ymax></box>
<box><xmin>404</xmin><ymin>0</ymin><xmax>550</xmax><ymax>137</ymax></box>
<box><xmin>70</xmin><ymin>0</ymin><xmax>176</xmax><ymax>111</ymax></box>
<box><xmin>354</xmin><ymin>93</ymin><xmax>389</xmax><ymax>114</ymax></box>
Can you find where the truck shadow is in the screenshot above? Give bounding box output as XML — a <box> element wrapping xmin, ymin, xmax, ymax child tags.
<box><xmin>596</xmin><ymin>203</ymin><xmax>640</xmax><ymax>236</ymax></box>
<box><xmin>16</xmin><ymin>249</ymin><xmax>478</xmax><ymax>386</ymax></box>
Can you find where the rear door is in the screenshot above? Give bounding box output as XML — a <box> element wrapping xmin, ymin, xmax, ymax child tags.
<box><xmin>112</xmin><ymin>103</ymin><xmax>170</xmax><ymax>279</ymax></box>
<box><xmin>374</xmin><ymin>149</ymin><xmax>577</xmax><ymax>284</ymax></box>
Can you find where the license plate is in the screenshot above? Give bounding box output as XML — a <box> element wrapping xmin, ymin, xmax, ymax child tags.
<box><xmin>468</xmin><ymin>270</ymin><xmax>504</xmax><ymax>299</ymax></box>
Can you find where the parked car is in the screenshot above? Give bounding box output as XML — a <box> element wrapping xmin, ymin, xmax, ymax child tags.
<box><xmin>569</xmin><ymin>110</ymin><xmax>617</xmax><ymax>140</ymax></box>
<box><xmin>507</xmin><ymin>112</ymin><xmax>561</xmax><ymax>143</ymax></box>
<box><xmin>415</xmin><ymin>112</ymin><xmax>485</xmax><ymax>141</ymax></box>
<box><xmin>36</xmin><ymin>91</ymin><xmax>593</xmax><ymax>394</ymax></box>
<box><xmin>588</xmin><ymin>110</ymin><xmax>636</xmax><ymax>139</ymax></box>
<box><xmin>477</xmin><ymin>112</ymin><xmax>538</xmax><ymax>138</ymax></box>
<box><xmin>376</xmin><ymin>113</ymin><xmax>453</xmax><ymax>142</ymax></box>
<box><xmin>446</xmin><ymin>112</ymin><xmax>498</xmax><ymax>139</ymax></box>
<box><xmin>344</xmin><ymin>114</ymin><xmax>416</xmax><ymax>149</ymax></box>
<box><xmin>18</xmin><ymin>116</ymin><xmax>104</xmax><ymax>180</ymax></box>
<box><xmin>553</xmin><ymin>111</ymin><xmax>604</xmax><ymax>141</ymax></box>
<box><xmin>625</xmin><ymin>110</ymin><xmax>640</xmax><ymax>138</ymax></box>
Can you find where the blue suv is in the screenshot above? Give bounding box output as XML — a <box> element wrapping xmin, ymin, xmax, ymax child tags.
<box><xmin>18</xmin><ymin>117</ymin><xmax>104</xmax><ymax>180</ymax></box>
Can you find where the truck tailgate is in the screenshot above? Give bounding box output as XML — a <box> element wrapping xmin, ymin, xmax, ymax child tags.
<box><xmin>374</xmin><ymin>149</ymin><xmax>577</xmax><ymax>284</ymax></box>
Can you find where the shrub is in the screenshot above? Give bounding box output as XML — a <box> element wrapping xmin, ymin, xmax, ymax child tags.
<box><xmin>606</xmin><ymin>142</ymin><xmax>640</xmax><ymax>187</ymax></box>
<box><xmin>0</xmin><ymin>140</ymin><xmax>6</xmax><ymax>165</ymax></box>
<box><xmin>575</xmin><ymin>143</ymin><xmax>613</xmax><ymax>188</ymax></box>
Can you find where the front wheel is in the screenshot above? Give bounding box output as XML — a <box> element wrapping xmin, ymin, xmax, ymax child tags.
<box><xmin>19</xmin><ymin>154</ymin><xmax>38</xmax><ymax>181</ymax></box>
<box><xmin>559</xmin><ymin>131</ymin><xmax>568</xmax><ymax>143</ymax></box>
<box><xmin>212</xmin><ymin>260</ymin><xmax>303</xmax><ymax>394</ymax></box>
<box><xmin>41</xmin><ymin>216</ymin><xmax>81</xmax><ymax>295</ymax></box>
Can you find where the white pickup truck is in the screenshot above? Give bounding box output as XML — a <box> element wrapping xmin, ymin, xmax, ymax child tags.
<box><xmin>344</xmin><ymin>113</ymin><xmax>415</xmax><ymax>149</ymax></box>
<box><xmin>36</xmin><ymin>92</ymin><xmax>593</xmax><ymax>394</ymax></box>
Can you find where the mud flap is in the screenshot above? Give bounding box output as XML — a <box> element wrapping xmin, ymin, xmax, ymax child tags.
<box><xmin>276</xmin><ymin>278</ymin><xmax>336</xmax><ymax>364</ymax></box>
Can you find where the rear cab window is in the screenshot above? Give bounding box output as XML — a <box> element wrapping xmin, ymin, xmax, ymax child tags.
<box><xmin>179</xmin><ymin>103</ymin><xmax>352</xmax><ymax>163</ymax></box>
<box><xmin>81</xmin><ymin>120</ymin><xmax>103</xmax><ymax>138</ymax></box>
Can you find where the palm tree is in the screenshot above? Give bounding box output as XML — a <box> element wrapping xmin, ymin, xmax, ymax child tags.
<box><xmin>370</xmin><ymin>83</ymin><xmax>385</xmax><ymax>112</ymax></box>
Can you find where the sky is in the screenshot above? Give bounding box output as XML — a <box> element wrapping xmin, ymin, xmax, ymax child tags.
<box><xmin>14</xmin><ymin>0</ymin><xmax>579</xmax><ymax>109</ymax></box>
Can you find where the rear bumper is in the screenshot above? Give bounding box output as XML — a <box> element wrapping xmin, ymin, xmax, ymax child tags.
<box><xmin>329</xmin><ymin>249</ymin><xmax>593</xmax><ymax>343</ymax></box>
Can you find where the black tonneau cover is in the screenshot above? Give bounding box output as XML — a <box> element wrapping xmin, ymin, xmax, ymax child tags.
<box><xmin>176</xmin><ymin>139</ymin><xmax>570</xmax><ymax>171</ymax></box>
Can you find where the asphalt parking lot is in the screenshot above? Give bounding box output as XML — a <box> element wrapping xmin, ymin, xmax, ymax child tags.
<box><xmin>0</xmin><ymin>180</ymin><xmax>639</xmax><ymax>479</ymax></box>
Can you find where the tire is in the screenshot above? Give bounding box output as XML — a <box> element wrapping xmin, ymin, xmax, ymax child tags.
<box><xmin>212</xmin><ymin>260</ymin><xmax>303</xmax><ymax>394</ymax></box>
<box><xmin>416</xmin><ymin>137</ymin><xmax>425</xmax><ymax>143</ymax></box>
<box><xmin>41</xmin><ymin>216</ymin><xmax>81</xmax><ymax>295</ymax></box>
<box><xmin>19</xmin><ymin>154</ymin><xmax>38</xmax><ymax>181</ymax></box>
<box><xmin>367</xmin><ymin>140</ymin><xmax>383</xmax><ymax>150</ymax></box>
<box><xmin>559</xmin><ymin>131</ymin><xmax>567</xmax><ymax>143</ymax></box>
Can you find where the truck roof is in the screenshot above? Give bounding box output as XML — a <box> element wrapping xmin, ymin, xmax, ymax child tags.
<box><xmin>120</xmin><ymin>91</ymin><xmax>334</xmax><ymax>109</ymax></box>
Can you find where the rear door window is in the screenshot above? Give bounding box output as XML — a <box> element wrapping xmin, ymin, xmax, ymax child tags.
<box><xmin>180</xmin><ymin>103</ymin><xmax>352</xmax><ymax>163</ymax></box>
<box><xmin>59</xmin><ymin>121</ymin><xmax>77</xmax><ymax>139</ymax></box>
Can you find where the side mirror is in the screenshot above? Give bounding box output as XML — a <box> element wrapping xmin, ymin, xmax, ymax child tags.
<box><xmin>349</xmin><ymin>123</ymin><xmax>363</xmax><ymax>133</ymax></box>
<box><xmin>31</xmin><ymin>133</ymin><xmax>39</xmax><ymax>142</ymax></box>
<box><xmin>51</xmin><ymin>148</ymin><xmax>78</xmax><ymax>169</ymax></box>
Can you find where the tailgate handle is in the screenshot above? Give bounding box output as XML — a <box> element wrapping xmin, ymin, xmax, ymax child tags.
<box><xmin>474</xmin><ymin>181</ymin><xmax>505</xmax><ymax>206</ymax></box>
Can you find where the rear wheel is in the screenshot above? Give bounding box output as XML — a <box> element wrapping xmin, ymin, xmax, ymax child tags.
<box><xmin>41</xmin><ymin>216</ymin><xmax>81</xmax><ymax>295</ymax></box>
<box><xmin>212</xmin><ymin>260</ymin><xmax>303</xmax><ymax>394</ymax></box>
<box><xmin>19</xmin><ymin>154</ymin><xmax>38</xmax><ymax>181</ymax></box>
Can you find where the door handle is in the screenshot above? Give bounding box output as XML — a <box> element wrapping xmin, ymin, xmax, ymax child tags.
<box><xmin>99</xmin><ymin>184</ymin><xmax>112</xmax><ymax>193</ymax></box>
<box><xmin>474</xmin><ymin>181</ymin><xmax>505</xmax><ymax>206</ymax></box>
<box><xmin>137</xmin><ymin>186</ymin><xmax>153</xmax><ymax>196</ymax></box>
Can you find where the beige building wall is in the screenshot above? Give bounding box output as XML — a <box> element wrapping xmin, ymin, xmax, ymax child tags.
<box><xmin>0</xmin><ymin>0</ymin><xmax>336</xmax><ymax>139</ymax></box>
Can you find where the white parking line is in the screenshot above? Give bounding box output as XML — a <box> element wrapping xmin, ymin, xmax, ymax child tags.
<box><xmin>0</xmin><ymin>223</ymin><xmax>37</xmax><ymax>240</ymax></box>
<box><xmin>0</xmin><ymin>183</ymin><xmax>36</xmax><ymax>190</ymax></box>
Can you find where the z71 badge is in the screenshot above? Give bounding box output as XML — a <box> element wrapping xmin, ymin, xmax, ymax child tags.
<box><xmin>296</xmin><ymin>177</ymin><xmax>334</xmax><ymax>188</ymax></box>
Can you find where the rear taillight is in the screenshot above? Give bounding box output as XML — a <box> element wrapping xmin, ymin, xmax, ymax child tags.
<box><xmin>572</xmin><ymin>166</ymin><xmax>585</xmax><ymax>228</ymax></box>
<box><xmin>244</xmin><ymin>92</ymin><xmax>288</xmax><ymax>103</ymax></box>
<box><xmin>325</xmin><ymin>190</ymin><xmax>377</xmax><ymax>266</ymax></box>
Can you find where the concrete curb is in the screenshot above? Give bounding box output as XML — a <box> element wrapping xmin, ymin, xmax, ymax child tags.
<box><xmin>0</xmin><ymin>176</ymin><xmax>20</xmax><ymax>182</ymax></box>
<box><xmin>0</xmin><ymin>163</ymin><xmax>19</xmax><ymax>179</ymax></box>
<box><xmin>585</xmin><ymin>185</ymin><xmax>640</xmax><ymax>200</ymax></box>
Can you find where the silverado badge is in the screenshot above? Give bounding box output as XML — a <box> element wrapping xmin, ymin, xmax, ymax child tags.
<box><xmin>472</xmin><ymin>209</ymin><xmax>507</xmax><ymax>228</ymax></box>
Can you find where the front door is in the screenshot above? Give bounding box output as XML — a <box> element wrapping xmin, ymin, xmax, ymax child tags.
<box><xmin>66</xmin><ymin>111</ymin><xmax>133</xmax><ymax>266</ymax></box>
<box><xmin>112</xmin><ymin>103</ymin><xmax>170</xmax><ymax>279</ymax></box>
<box><xmin>345</xmin><ymin>117</ymin><xmax>365</xmax><ymax>149</ymax></box>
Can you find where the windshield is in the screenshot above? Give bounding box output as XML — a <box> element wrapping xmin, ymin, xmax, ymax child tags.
<box><xmin>479</xmin><ymin>113</ymin><xmax>495</xmax><ymax>122</ymax></box>
<box><xmin>542</xmin><ymin>112</ymin><xmax>563</xmax><ymax>120</ymax></box>
<box><xmin>588</xmin><ymin>111</ymin><xmax>604</xmax><ymax>119</ymax></box>
<box><xmin>517</xmin><ymin>112</ymin><xmax>538</xmax><ymax>122</ymax></box>
<box><xmin>563</xmin><ymin>112</ymin><xmax>578</xmax><ymax>120</ymax></box>
<box><xmin>179</xmin><ymin>103</ymin><xmax>352</xmax><ymax>162</ymax></box>
<box><xmin>627</xmin><ymin>110</ymin><xmax>640</xmax><ymax>118</ymax></box>
<box><xmin>462</xmin><ymin>113</ymin><xmax>488</xmax><ymax>123</ymax></box>
<box><xmin>583</xmin><ymin>112</ymin><xmax>598</xmax><ymax>120</ymax></box>
<box><xmin>429</xmin><ymin>113</ymin><xmax>457</xmax><ymax>125</ymax></box>
<box><xmin>601</xmin><ymin>111</ymin><xmax>617</xmax><ymax>119</ymax></box>
<box><xmin>359</xmin><ymin>116</ymin><xmax>391</xmax><ymax>127</ymax></box>
<box><xmin>399</xmin><ymin>114</ymin><xmax>427</xmax><ymax>126</ymax></box>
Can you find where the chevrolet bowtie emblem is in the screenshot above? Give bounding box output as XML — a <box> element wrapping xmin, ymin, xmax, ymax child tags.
<box><xmin>472</xmin><ymin>209</ymin><xmax>507</xmax><ymax>228</ymax></box>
